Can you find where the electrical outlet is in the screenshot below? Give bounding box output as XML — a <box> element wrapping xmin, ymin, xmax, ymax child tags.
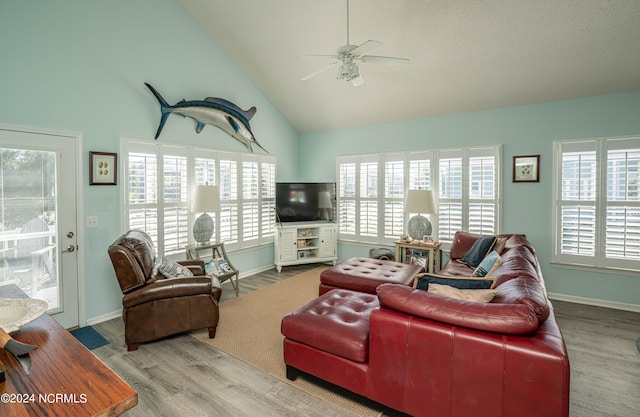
<box><xmin>87</xmin><ymin>216</ymin><xmax>99</xmax><ymax>228</ymax></box>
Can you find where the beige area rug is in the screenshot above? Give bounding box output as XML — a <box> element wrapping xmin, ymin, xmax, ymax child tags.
<box><xmin>191</xmin><ymin>267</ymin><xmax>383</xmax><ymax>417</ymax></box>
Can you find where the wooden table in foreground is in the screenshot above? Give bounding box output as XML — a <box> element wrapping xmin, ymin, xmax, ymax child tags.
<box><xmin>0</xmin><ymin>284</ymin><xmax>137</xmax><ymax>417</ymax></box>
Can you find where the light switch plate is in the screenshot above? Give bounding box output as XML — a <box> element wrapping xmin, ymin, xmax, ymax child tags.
<box><xmin>87</xmin><ymin>216</ymin><xmax>99</xmax><ymax>228</ymax></box>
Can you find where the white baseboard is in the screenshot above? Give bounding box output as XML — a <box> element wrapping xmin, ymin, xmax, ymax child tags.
<box><xmin>548</xmin><ymin>292</ymin><xmax>640</xmax><ymax>313</ymax></box>
<box><xmin>86</xmin><ymin>310</ymin><xmax>122</xmax><ymax>326</ymax></box>
<box><xmin>237</xmin><ymin>264</ymin><xmax>274</xmax><ymax>279</ymax></box>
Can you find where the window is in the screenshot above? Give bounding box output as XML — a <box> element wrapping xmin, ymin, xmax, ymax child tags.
<box><xmin>123</xmin><ymin>140</ymin><xmax>276</xmax><ymax>255</ymax></box>
<box><xmin>337</xmin><ymin>146</ymin><xmax>501</xmax><ymax>245</ymax></box>
<box><xmin>554</xmin><ymin>136</ymin><xmax>640</xmax><ymax>271</ymax></box>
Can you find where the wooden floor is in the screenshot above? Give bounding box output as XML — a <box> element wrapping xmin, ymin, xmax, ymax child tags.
<box><xmin>91</xmin><ymin>264</ymin><xmax>640</xmax><ymax>417</ymax></box>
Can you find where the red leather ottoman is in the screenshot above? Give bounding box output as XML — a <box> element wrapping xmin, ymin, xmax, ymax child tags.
<box><xmin>281</xmin><ymin>289</ymin><xmax>379</xmax><ymax>385</ymax></box>
<box><xmin>319</xmin><ymin>257</ymin><xmax>424</xmax><ymax>295</ymax></box>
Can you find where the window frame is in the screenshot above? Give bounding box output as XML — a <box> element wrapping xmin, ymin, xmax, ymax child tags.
<box><xmin>122</xmin><ymin>139</ymin><xmax>276</xmax><ymax>256</ymax></box>
<box><xmin>336</xmin><ymin>145</ymin><xmax>501</xmax><ymax>246</ymax></box>
<box><xmin>553</xmin><ymin>136</ymin><xmax>640</xmax><ymax>273</ymax></box>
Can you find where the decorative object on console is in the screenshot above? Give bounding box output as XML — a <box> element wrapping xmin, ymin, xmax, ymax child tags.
<box><xmin>404</xmin><ymin>189</ymin><xmax>437</xmax><ymax>240</ymax></box>
<box><xmin>300</xmin><ymin>0</ymin><xmax>409</xmax><ymax>87</ymax></box>
<box><xmin>513</xmin><ymin>154</ymin><xmax>540</xmax><ymax>182</ymax></box>
<box><xmin>192</xmin><ymin>184</ymin><xmax>220</xmax><ymax>246</ymax></box>
<box><xmin>144</xmin><ymin>83</ymin><xmax>268</xmax><ymax>153</ymax></box>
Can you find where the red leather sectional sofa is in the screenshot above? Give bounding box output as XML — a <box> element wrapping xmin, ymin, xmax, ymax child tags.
<box><xmin>282</xmin><ymin>231</ymin><xmax>570</xmax><ymax>417</ymax></box>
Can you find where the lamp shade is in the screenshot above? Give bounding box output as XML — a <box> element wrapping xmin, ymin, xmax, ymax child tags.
<box><xmin>318</xmin><ymin>191</ymin><xmax>332</xmax><ymax>209</ymax></box>
<box><xmin>193</xmin><ymin>185</ymin><xmax>221</xmax><ymax>213</ymax></box>
<box><xmin>405</xmin><ymin>190</ymin><xmax>436</xmax><ymax>214</ymax></box>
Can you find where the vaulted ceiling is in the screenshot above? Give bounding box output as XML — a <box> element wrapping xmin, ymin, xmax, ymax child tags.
<box><xmin>179</xmin><ymin>0</ymin><xmax>640</xmax><ymax>133</ymax></box>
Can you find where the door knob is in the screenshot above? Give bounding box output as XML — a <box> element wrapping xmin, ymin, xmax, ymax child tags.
<box><xmin>65</xmin><ymin>245</ymin><xmax>75</xmax><ymax>253</ymax></box>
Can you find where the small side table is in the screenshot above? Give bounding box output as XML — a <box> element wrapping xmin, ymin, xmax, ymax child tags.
<box><xmin>394</xmin><ymin>240</ymin><xmax>441</xmax><ymax>274</ymax></box>
<box><xmin>186</xmin><ymin>242</ymin><xmax>239</xmax><ymax>297</ymax></box>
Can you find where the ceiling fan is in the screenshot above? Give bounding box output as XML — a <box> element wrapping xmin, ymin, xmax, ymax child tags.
<box><xmin>301</xmin><ymin>0</ymin><xmax>409</xmax><ymax>87</ymax></box>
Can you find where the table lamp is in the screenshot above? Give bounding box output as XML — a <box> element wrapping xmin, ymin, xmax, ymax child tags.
<box><xmin>405</xmin><ymin>189</ymin><xmax>436</xmax><ymax>241</ymax></box>
<box><xmin>192</xmin><ymin>184</ymin><xmax>221</xmax><ymax>246</ymax></box>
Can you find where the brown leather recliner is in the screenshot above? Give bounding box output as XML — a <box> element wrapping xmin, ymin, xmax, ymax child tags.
<box><xmin>108</xmin><ymin>229</ymin><xmax>222</xmax><ymax>351</ymax></box>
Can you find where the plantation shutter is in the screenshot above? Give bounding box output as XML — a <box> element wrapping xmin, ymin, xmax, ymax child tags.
<box><xmin>161</xmin><ymin>147</ymin><xmax>189</xmax><ymax>253</ymax></box>
<box><xmin>605</xmin><ymin>138</ymin><xmax>640</xmax><ymax>268</ymax></box>
<box><xmin>384</xmin><ymin>154</ymin><xmax>404</xmax><ymax>240</ymax></box>
<box><xmin>359</xmin><ymin>157</ymin><xmax>379</xmax><ymax>239</ymax></box>
<box><xmin>407</xmin><ymin>151</ymin><xmax>435</xmax><ymax>236</ymax></box>
<box><xmin>468</xmin><ymin>148</ymin><xmax>497</xmax><ymax>235</ymax></box>
<box><xmin>219</xmin><ymin>152</ymin><xmax>238</xmax><ymax>248</ymax></box>
<box><xmin>127</xmin><ymin>148</ymin><xmax>158</xmax><ymax>246</ymax></box>
<box><xmin>337</xmin><ymin>156</ymin><xmax>357</xmax><ymax>239</ymax></box>
<box><xmin>242</xmin><ymin>158</ymin><xmax>260</xmax><ymax>242</ymax></box>
<box><xmin>556</xmin><ymin>141</ymin><xmax>598</xmax><ymax>260</ymax></box>
<box><xmin>437</xmin><ymin>150</ymin><xmax>463</xmax><ymax>241</ymax></box>
<box><xmin>261</xmin><ymin>160</ymin><xmax>276</xmax><ymax>240</ymax></box>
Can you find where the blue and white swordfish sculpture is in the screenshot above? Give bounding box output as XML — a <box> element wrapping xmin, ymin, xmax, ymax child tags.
<box><xmin>145</xmin><ymin>83</ymin><xmax>268</xmax><ymax>153</ymax></box>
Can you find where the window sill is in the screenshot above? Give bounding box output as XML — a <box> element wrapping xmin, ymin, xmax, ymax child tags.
<box><xmin>550</xmin><ymin>261</ymin><xmax>640</xmax><ymax>278</ymax></box>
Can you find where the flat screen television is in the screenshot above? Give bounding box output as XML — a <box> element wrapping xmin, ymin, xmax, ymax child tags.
<box><xmin>275</xmin><ymin>182</ymin><xmax>336</xmax><ymax>223</ymax></box>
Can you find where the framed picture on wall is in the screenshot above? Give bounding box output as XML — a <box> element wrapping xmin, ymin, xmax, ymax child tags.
<box><xmin>513</xmin><ymin>155</ymin><xmax>540</xmax><ymax>183</ymax></box>
<box><xmin>90</xmin><ymin>151</ymin><xmax>117</xmax><ymax>185</ymax></box>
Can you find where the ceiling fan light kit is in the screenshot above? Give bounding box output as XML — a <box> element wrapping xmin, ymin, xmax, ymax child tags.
<box><xmin>301</xmin><ymin>0</ymin><xmax>409</xmax><ymax>86</ymax></box>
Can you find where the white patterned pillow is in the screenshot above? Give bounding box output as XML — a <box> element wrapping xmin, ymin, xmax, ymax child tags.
<box><xmin>153</xmin><ymin>256</ymin><xmax>194</xmax><ymax>279</ymax></box>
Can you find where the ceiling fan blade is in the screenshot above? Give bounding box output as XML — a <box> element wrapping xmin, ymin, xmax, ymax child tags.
<box><xmin>360</xmin><ymin>55</ymin><xmax>410</xmax><ymax>65</ymax></box>
<box><xmin>301</xmin><ymin>61</ymin><xmax>339</xmax><ymax>81</ymax></box>
<box><xmin>349</xmin><ymin>40</ymin><xmax>382</xmax><ymax>57</ymax></box>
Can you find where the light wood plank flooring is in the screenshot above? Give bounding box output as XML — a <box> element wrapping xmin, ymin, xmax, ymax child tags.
<box><xmin>91</xmin><ymin>264</ymin><xmax>640</xmax><ymax>417</ymax></box>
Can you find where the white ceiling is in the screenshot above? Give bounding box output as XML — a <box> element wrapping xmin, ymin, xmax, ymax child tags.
<box><xmin>179</xmin><ymin>0</ymin><xmax>640</xmax><ymax>133</ymax></box>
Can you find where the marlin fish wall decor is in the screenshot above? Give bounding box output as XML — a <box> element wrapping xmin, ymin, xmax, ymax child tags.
<box><xmin>145</xmin><ymin>83</ymin><xmax>268</xmax><ymax>153</ymax></box>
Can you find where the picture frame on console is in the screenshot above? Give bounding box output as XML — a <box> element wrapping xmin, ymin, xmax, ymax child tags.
<box><xmin>512</xmin><ymin>155</ymin><xmax>540</xmax><ymax>183</ymax></box>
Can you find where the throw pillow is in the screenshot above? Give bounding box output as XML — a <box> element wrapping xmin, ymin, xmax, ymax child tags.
<box><xmin>460</xmin><ymin>235</ymin><xmax>497</xmax><ymax>267</ymax></box>
<box><xmin>428</xmin><ymin>283</ymin><xmax>497</xmax><ymax>303</ymax></box>
<box><xmin>472</xmin><ymin>250</ymin><xmax>502</xmax><ymax>277</ymax></box>
<box><xmin>154</xmin><ymin>256</ymin><xmax>194</xmax><ymax>279</ymax></box>
<box><xmin>414</xmin><ymin>273</ymin><xmax>496</xmax><ymax>291</ymax></box>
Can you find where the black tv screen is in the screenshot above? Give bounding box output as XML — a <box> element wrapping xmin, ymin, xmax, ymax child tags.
<box><xmin>275</xmin><ymin>182</ymin><xmax>336</xmax><ymax>223</ymax></box>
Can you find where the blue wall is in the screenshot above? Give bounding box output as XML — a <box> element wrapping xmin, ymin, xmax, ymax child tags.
<box><xmin>0</xmin><ymin>0</ymin><xmax>299</xmax><ymax>321</ymax></box>
<box><xmin>1</xmin><ymin>0</ymin><xmax>639</xmax><ymax>320</ymax></box>
<box><xmin>300</xmin><ymin>90</ymin><xmax>640</xmax><ymax>308</ymax></box>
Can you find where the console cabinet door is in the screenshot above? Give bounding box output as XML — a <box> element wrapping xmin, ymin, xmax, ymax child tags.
<box><xmin>278</xmin><ymin>228</ymin><xmax>298</xmax><ymax>262</ymax></box>
<box><xmin>318</xmin><ymin>225</ymin><xmax>336</xmax><ymax>259</ymax></box>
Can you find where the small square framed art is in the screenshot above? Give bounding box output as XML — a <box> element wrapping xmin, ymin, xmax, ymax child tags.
<box><xmin>90</xmin><ymin>151</ymin><xmax>117</xmax><ymax>185</ymax></box>
<box><xmin>513</xmin><ymin>155</ymin><xmax>540</xmax><ymax>183</ymax></box>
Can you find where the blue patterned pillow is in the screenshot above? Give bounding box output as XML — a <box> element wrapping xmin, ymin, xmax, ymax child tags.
<box><xmin>461</xmin><ymin>235</ymin><xmax>497</xmax><ymax>267</ymax></box>
<box><xmin>415</xmin><ymin>273</ymin><xmax>496</xmax><ymax>291</ymax></box>
<box><xmin>473</xmin><ymin>250</ymin><xmax>502</xmax><ymax>277</ymax></box>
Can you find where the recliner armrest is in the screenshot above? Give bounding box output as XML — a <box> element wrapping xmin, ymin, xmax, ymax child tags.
<box><xmin>177</xmin><ymin>259</ymin><xmax>206</xmax><ymax>276</ymax></box>
<box><xmin>123</xmin><ymin>277</ymin><xmax>218</xmax><ymax>308</ymax></box>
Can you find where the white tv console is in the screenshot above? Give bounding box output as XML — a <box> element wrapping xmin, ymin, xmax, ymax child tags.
<box><xmin>274</xmin><ymin>222</ymin><xmax>337</xmax><ymax>272</ymax></box>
